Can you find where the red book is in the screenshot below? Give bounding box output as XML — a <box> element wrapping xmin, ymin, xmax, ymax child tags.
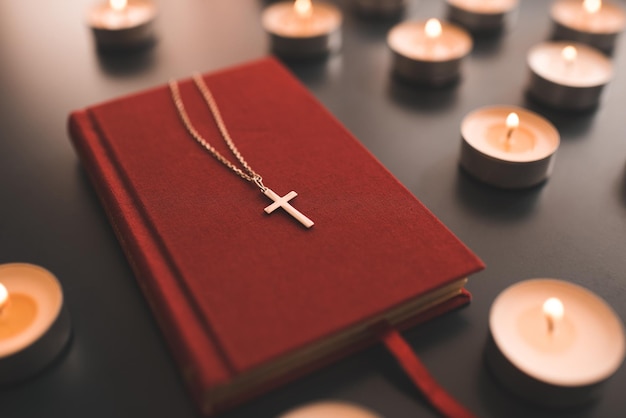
<box><xmin>67</xmin><ymin>57</ymin><xmax>484</xmax><ymax>415</ymax></box>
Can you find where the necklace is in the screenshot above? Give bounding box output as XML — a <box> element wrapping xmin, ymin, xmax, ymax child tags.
<box><xmin>169</xmin><ymin>74</ymin><xmax>314</xmax><ymax>229</ymax></box>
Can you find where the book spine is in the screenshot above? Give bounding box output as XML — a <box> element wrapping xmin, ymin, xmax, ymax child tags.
<box><xmin>67</xmin><ymin>110</ymin><xmax>230</xmax><ymax>415</ymax></box>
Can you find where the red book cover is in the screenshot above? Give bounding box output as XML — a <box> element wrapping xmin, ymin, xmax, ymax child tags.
<box><xmin>67</xmin><ymin>57</ymin><xmax>484</xmax><ymax>415</ymax></box>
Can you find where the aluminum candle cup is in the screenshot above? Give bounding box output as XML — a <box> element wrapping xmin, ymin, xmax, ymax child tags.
<box><xmin>262</xmin><ymin>0</ymin><xmax>343</xmax><ymax>58</ymax></box>
<box><xmin>459</xmin><ymin>106</ymin><xmax>560</xmax><ymax>189</ymax></box>
<box><xmin>0</xmin><ymin>263</ymin><xmax>71</xmax><ymax>385</ymax></box>
<box><xmin>87</xmin><ymin>0</ymin><xmax>157</xmax><ymax>51</ymax></box>
<box><xmin>388</xmin><ymin>19</ymin><xmax>473</xmax><ymax>86</ymax></box>
<box><xmin>351</xmin><ymin>0</ymin><xmax>407</xmax><ymax>18</ymax></box>
<box><xmin>527</xmin><ymin>42</ymin><xmax>613</xmax><ymax>111</ymax></box>
<box><xmin>551</xmin><ymin>0</ymin><xmax>626</xmax><ymax>54</ymax></box>
<box><xmin>486</xmin><ymin>279</ymin><xmax>626</xmax><ymax>408</ymax></box>
<box><xmin>446</xmin><ymin>0</ymin><xmax>519</xmax><ymax>33</ymax></box>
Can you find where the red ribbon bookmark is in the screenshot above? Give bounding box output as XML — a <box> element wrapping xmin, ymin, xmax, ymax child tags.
<box><xmin>381</xmin><ymin>328</ymin><xmax>477</xmax><ymax>418</ymax></box>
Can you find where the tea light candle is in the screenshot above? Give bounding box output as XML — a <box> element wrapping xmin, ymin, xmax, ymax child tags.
<box><xmin>351</xmin><ymin>0</ymin><xmax>407</xmax><ymax>18</ymax></box>
<box><xmin>551</xmin><ymin>0</ymin><xmax>626</xmax><ymax>54</ymax></box>
<box><xmin>486</xmin><ymin>279</ymin><xmax>626</xmax><ymax>407</ymax></box>
<box><xmin>262</xmin><ymin>0</ymin><xmax>343</xmax><ymax>58</ymax></box>
<box><xmin>459</xmin><ymin>106</ymin><xmax>560</xmax><ymax>189</ymax></box>
<box><xmin>388</xmin><ymin>18</ymin><xmax>473</xmax><ymax>85</ymax></box>
<box><xmin>87</xmin><ymin>0</ymin><xmax>157</xmax><ymax>51</ymax></box>
<box><xmin>279</xmin><ymin>401</ymin><xmax>381</xmax><ymax>418</ymax></box>
<box><xmin>527</xmin><ymin>41</ymin><xmax>613</xmax><ymax>111</ymax></box>
<box><xmin>0</xmin><ymin>263</ymin><xmax>71</xmax><ymax>385</ymax></box>
<box><xmin>446</xmin><ymin>0</ymin><xmax>519</xmax><ymax>33</ymax></box>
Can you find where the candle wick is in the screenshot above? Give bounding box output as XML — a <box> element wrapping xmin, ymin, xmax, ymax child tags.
<box><xmin>504</xmin><ymin>128</ymin><xmax>515</xmax><ymax>151</ymax></box>
<box><xmin>546</xmin><ymin>316</ymin><xmax>554</xmax><ymax>334</ymax></box>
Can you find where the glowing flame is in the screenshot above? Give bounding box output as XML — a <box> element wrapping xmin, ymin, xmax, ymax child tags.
<box><xmin>562</xmin><ymin>45</ymin><xmax>578</xmax><ymax>63</ymax></box>
<box><xmin>425</xmin><ymin>18</ymin><xmax>442</xmax><ymax>39</ymax></box>
<box><xmin>294</xmin><ymin>0</ymin><xmax>313</xmax><ymax>18</ymax></box>
<box><xmin>505</xmin><ymin>112</ymin><xmax>520</xmax><ymax>130</ymax></box>
<box><xmin>543</xmin><ymin>297</ymin><xmax>565</xmax><ymax>333</ymax></box>
<box><xmin>583</xmin><ymin>0</ymin><xmax>601</xmax><ymax>14</ymax></box>
<box><xmin>0</xmin><ymin>282</ymin><xmax>8</xmax><ymax>313</ymax></box>
<box><xmin>110</xmin><ymin>0</ymin><xmax>127</xmax><ymax>12</ymax></box>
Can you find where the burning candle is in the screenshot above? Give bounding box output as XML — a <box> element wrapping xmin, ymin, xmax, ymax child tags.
<box><xmin>486</xmin><ymin>279</ymin><xmax>625</xmax><ymax>407</ymax></box>
<box><xmin>0</xmin><ymin>263</ymin><xmax>71</xmax><ymax>385</ymax></box>
<box><xmin>262</xmin><ymin>0</ymin><xmax>343</xmax><ymax>59</ymax></box>
<box><xmin>446</xmin><ymin>0</ymin><xmax>519</xmax><ymax>33</ymax></box>
<box><xmin>87</xmin><ymin>0</ymin><xmax>157</xmax><ymax>51</ymax></box>
<box><xmin>551</xmin><ymin>0</ymin><xmax>626</xmax><ymax>54</ymax></box>
<box><xmin>388</xmin><ymin>18</ymin><xmax>472</xmax><ymax>85</ymax></box>
<box><xmin>279</xmin><ymin>401</ymin><xmax>381</xmax><ymax>418</ymax></box>
<box><xmin>527</xmin><ymin>41</ymin><xmax>613</xmax><ymax>111</ymax></box>
<box><xmin>459</xmin><ymin>106</ymin><xmax>560</xmax><ymax>189</ymax></box>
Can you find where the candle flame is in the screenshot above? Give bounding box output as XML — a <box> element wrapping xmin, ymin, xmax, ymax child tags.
<box><xmin>562</xmin><ymin>45</ymin><xmax>578</xmax><ymax>63</ymax></box>
<box><xmin>0</xmin><ymin>282</ymin><xmax>8</xmax><ymax>313</ymax></box>
<box><xmin>543</xmin><ymin>297</ymin><xmax>564</xmax><ymax>334</ymax></box>
<box><xmin>294</xmin><ymin>0</ymin><xmax>313</xmax><ymax>18</ymax></box>
<box><xmin>583</xmin><ymin>0</ymin><xmax>601</xmax><ymax>14</ymax></box>
<box><xmin>110</xmin><ymin>0</ymin><xmax>127</xmax><ymax>12</ymax></box>
<box><xmin>505</xmin><ymin>112</ymin><xmax>520</xmax><ymax>130</ymax></box>
<box><xmin>425</xmin><ymin>18</ymin><xmax>442</xmax><ymax>39</ymax></box>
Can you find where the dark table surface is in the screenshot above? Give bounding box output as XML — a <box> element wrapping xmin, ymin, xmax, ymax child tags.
<box><xmin>1</xmin><ymin>1</ymin><xmax>626</xmax><ymax>417</ymax></box>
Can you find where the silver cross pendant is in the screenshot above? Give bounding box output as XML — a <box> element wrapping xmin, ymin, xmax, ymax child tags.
<box><xmin>262</xmin><ymin>188</ymin><xmax>314</xmax><ymax>229</ymax></box>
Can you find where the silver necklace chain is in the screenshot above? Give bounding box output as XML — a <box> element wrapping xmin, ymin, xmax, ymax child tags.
<box><xmin>169</xmin><ymin>74</ymin><xmax>267</xmax><ymax>191</ymax></box>
<box><xmin>168</xmin><ymin>73</ymin><xmax>315</xmax><ymax>229</ymax></box>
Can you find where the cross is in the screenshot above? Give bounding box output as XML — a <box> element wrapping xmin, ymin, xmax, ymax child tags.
<box><xmin>263</xmin><ymin>188</ymin><xmax>314</xmax><ymax>229</ymax></box>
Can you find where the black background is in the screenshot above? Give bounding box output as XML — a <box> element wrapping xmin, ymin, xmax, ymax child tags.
<box><xmin>1</xmin><ymin>1</ymin><xmax>625</xmax><ymax>417</ymax></box>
